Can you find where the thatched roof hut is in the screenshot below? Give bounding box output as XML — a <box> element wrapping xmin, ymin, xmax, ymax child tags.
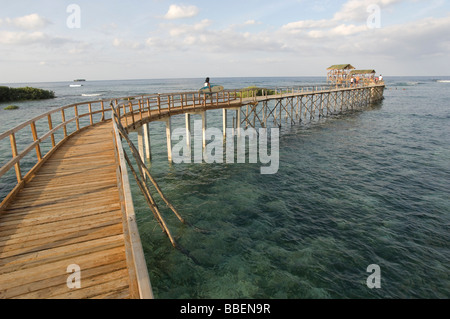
<box><xmin>350</xmin><ymin>70</ymin><xmax>376</xmax><ymax>76</ymax></box>
<box><xmin>327</xmin><ymin>64</ymin><xmax>356</xmax><ymax>71</ymax></box>
<box><xmin>327</xmin><ymin>64</ymin><xmax>356</xmax><ymax>84</ymax></box>
<box><xmin>349</xmin><ymin>70</ymin><xmax>376</xmax><ymax>84</ymax></box>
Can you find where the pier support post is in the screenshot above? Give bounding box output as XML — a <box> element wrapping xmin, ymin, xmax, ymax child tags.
<box><xmin>236</xmin><ymin>108</ymin><xmax>241</xmax><ymax>137</ymax></box>
<box><xmin>202</xmin><ymin>111</ymin><xmax>207</xmax><ymax>149</ymax></box>
<box><xmin>223</xmin><ymin>109</ymin><xmax>227</xmax><ymax>139</ymax></box>
<box><xmin>166</xmin><ymin>118</ymin><xmax>172</xmax><ymax>163</ymax></box>
<box><xmin>186</xmin><ymin>114</ymin><xmax>191</xmax><ymax>149</ymax></box>
<box><xmin>137</xmin><ymin>126</ymin><xmax>145</xmax><ymax>163</ymax></box>
<box><xmin>143</xmin><ymin>123</ymin><xmax>151</xmax><ymax>160</ymax></box>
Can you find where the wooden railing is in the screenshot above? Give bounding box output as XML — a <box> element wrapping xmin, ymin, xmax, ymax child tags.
<box><xmin>0</xmin><ymin>99</ymin><xmax>114</xmax><ymax>208</ymax></box>
<box><xmin>112</xmin><ymin>114</ymin><xmax>154</xmax><ymax>299</ymax></box>
<box><xmin>112</xmin><ymin>89</ymin><xmax>242</xmax><ymax>130</ymax></box>
<box><xmin>110</xmin><ymin>83</ymin><xmax>383</xmax><ymax>131</ymax></box>
<box><xmin>110</xmin><ymin>101</ymin><xmax>205</xmax><ymax>264</ymax></box>
<box><xmin>0</xmin><ymin>83</ymin><xmax>384</xmax><ymax>208</ymax></box>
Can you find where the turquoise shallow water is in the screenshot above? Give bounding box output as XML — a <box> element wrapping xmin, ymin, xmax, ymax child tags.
<box><xmin>1</xmin><ymin>77</ymin><xmax>449</xmax><ymax>298</ymax></box>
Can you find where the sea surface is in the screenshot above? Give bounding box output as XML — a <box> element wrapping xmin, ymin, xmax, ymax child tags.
<box><xmin>0</xmin><ymin>76</ymin><xmax>449</xmax><ymax>299</ymax></box>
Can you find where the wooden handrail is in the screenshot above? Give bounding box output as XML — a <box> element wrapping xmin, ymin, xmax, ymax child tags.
<box><xmin>1</xmin><ymin>83</ymin><xmax>384</xmax><ymax>208</ymax></box>
<box><xmin>111</xmin><ymin>113</ymin><xmax>154</xmax><ymax>299</ymax></box>
<box><xmin>0</xmin><ymin>99</ymin><xmax>114</xmax><ymax>208</ymax></box>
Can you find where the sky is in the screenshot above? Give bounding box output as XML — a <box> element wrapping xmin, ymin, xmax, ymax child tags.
<box><xmin>1</xmin><ymin>0</ymin><xmax>449</xmax><ymax>83</ymax></box>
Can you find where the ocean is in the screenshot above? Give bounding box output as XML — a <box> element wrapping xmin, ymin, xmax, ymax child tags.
<box><xmin>0</xmin><ymin>76</ymin><xmax>449</xmax><ymax>298</ymax></box>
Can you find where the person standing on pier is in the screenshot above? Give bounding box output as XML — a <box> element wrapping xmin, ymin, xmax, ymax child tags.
<box><xmin>204</xmin><ymin>77</ymin><xmax>212</xmax><ymax>92</ymax></box>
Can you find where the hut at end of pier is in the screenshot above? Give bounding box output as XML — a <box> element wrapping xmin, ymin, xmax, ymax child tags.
<box><xmin>350</xmin><ymin>69</ymin><xmax>377</xmax><ymax>85</ymax></box>
<box><xmin>327</xmin><ymin>64</ymin><xmax>355</xmax><ymax>85</ymax></box>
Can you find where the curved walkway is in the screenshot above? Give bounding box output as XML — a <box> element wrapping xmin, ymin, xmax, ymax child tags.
<box><xmin>0</xmin><ymin>122</ymin><xmax>135</xmax><ymax>299</ymax></box>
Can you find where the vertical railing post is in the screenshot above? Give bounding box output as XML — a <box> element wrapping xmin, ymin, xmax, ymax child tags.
<box><xmin>139</xmin><ymin>99</ymin><xmax>143</xmax><ymax>121</ymax></box>
<box><xmin>10</xmin><ymin>133</ymin><xmax>22</xmax><ymax>183</ymax></box>
<box><xmin>30</xmin><ymin>121</ymin><xmax>42</xmax><ymax>162</ymax></box>
<box><xmin>129</xmin><ymin>102</ymin><xmax>136</xmax><ymax>129</ymax></box>
<box><xmin>101</xmin><ymin>101</ymin><xmax>105</xmax><ymax>121</ymax></box>
<box><xmin>74</xmin><ymin>105</ymin><xmax>80</xmax><ymax>131</ymax></box>
<box><xmin>88</xmin><ymin>103</ymin><xmax>93</xmax><ymax>125</ymax></box>
<box><xmin>61</xmin><ymin>109</ymin><xmax>68</xmax><ymax>138</ymax></box>
<box><xmin>48</xmin><ymin>114</ymin><xmax>56</xmax><ymax>147</ymax></box>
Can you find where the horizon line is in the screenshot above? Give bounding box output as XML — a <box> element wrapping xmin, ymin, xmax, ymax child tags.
<box><xmin>1</xmin><ymin>74</ymin><xmax>449</xmax><ymax>85</ymax></box>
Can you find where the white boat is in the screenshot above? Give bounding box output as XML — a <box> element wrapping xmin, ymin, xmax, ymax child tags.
<box><xmin>70</xmin><ymin>84</ymin><xmax>83</xmax><ymax>87</ymax></box>
<box><xmin>437</xmin><ymin>80</ymin><xmax>450</xmax><ymax>83</ymax></box>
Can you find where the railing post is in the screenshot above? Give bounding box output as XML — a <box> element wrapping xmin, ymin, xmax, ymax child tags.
<box><xmin>48</xmin><ymin>114</ymin><xmax>56</xmax><ymax>147</ymax></box>
<box><xmin>138</xmin><ymin>100</ymin><xmax>143</xmax><ymax>121</ymax></box>
<box><xmin>116</xmin><ymin>101</ymin><xmax>121</xmax><ymax>119</ymax></box>
<box><xmin>123</xmin><ymin>103</ymin><xmax>129</xmax><ymax>128</ymax></box>
<box><xmin>74</xmin><ymin>105</ymin><xmax>80</xmax><ymax>131</ymax></box>
<box><xmin>10</xmin><ymin>133</ymin><xmax>22</xmax><ymax>183</ymax></box>
<box><xmin>30</xmin><ymin>121</ymin><xmax>42</xmax><ymax>162</ymax></box>
<box><xmin>157</xmin><ymin>95</ymin><xmax>161</xmax><ymax>115</ymax></box>
<box><xmin>61</xmin><ymin>109</ymin><xmax>68</xmax><ymax>138</ymax></box>
<box><xmin>101</xmin><ymin>101</ymin><xmax>105</xmax><ymax>121</ymax></box>
<box><xmin>88</xmin><ymin>103</ymin><xmax>93</xmax><ymax>125</ymax></box>
<box><xmin>129</xmin><ymin>102</ymin><xmax>136</xmax><ymax>129</ymax></box>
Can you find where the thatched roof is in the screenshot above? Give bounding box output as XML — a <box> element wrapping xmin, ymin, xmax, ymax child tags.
<box><xmin>350</xmin><ymin>69</ymin><xmax>376</xmax><ymax>75</ymax></box>
<box><xmin>327</xmin><ymin>64</ymin><xmax>355</xmax><ymax>70</ymax></box>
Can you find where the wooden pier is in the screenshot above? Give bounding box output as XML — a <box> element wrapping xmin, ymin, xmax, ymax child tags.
<box><xmin>0</xmin><ymin>82</ymin><xmax>385</xmax><ymax>299</ymax></box>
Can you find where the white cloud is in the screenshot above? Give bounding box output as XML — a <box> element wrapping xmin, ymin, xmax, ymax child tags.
<box><xmin>113</xmin><ymin>38</ymin><xmax>144</xmax><ymax>50</ymax></box>
<box><xmin>164</xmin><ymin>4</ymin><xmax>199</xmax><ymax>20</ymax></box>
<box><xmin>2</xmin><ymin>13</ymin><xmax>51</xmax><ymax>30</ymax></box>
<box><xmin>333</xmin><ymin>0</ymin><xmax>403</xmax><ymax>22</ymax></box>
<box><xmin>244</xmin><ymin>20</ymin><xmax>262</xmax><ymax>25</ymax></box>
<box><xmin>0</xmin><ymin>31</ymin><xmax>47</xmax><ymax>45</ymax></box>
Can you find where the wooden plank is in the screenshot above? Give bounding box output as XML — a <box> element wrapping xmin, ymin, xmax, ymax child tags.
<box><xmin>0</xmin><ymin>212</ymin><xmax>122</xmax><ymax>242</ymax></box>
<box><xmin>5</xmin><ymin>191</ymin><xmax>119</xmax><ymax>211</ymax></box>
<box><xmin>0</xmin><ymin>223</ymin><xmax>123</xmax><ymax>258</ymax></box>
<box><xmin>0</xmin><ymin>246</ymin><xmax>126</xmax><ymax>292</ymax></box>
<box><xmin>0</xmin><ymin>234</ymin><xmax>125</xmax><ymax>274</ymax></box>
<box><xmin>0</xmin><ymin>260</ymin><xmax>127</xmax><ymax>299</ymax></box>
<box><xmin>0</xmin><ymin>205</ymin><xmax>121</xmax><ymax>233</ymax></box>
<box><xmin>0</xmin><ymin>119</ymin><xmax>148</xmax><ymax>299</ymax></box>
<box><xmin>6</xmin><ymin>186</ymin><xmax>118</xmax><ymax>206</ymax></box>
<box><xmin>49</xmin><ymin>274</ymin><xmax>130</xmax><ymax>299</ymax></box>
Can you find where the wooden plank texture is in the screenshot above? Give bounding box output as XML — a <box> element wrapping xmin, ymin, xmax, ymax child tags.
<box><xmin>0</xmin><ymin>122</ymin><xmax>137</xmax><ymax>299</ymax></box>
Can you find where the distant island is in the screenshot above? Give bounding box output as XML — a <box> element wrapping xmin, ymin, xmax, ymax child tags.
<box><xmin>0</xmin><ymin>86</ymin><xmax>55</xmax><ymax>103</ymax></box>
<box><xmin>74</xmin><ymin>79</ymin><xmax>86</xmax><ymax>82</ymax></box>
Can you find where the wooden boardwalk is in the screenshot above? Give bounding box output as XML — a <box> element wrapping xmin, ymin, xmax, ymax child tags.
<box><xmin>0</xmin><ymin>122</ymin><xmax>144</xmax><ymax>299</ymax></box>
<box><xmin>0</xmin><ymin>84</ymin><xmax>385</xmax><ymax>299</ymax></box>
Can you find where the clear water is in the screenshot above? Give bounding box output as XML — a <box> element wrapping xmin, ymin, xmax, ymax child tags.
<box><xmin>1</xmin><ymin>76</ymin><xmax>449</xmax><ymax>298</ymax></box>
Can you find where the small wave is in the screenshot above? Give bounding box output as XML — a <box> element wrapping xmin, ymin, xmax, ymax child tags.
<box><xmin>82</xmin><ymin>93</ymin><xmax>103</xmax><ymax>97</ymax></box>
<box><xmin>393</xmin><ymin>82</ymin><xmax>419</xmax><ymax>87</ymax></box>
<box><xmin>437</xmin><ymin>80</ymin><xmax>450</xmax><ymax>83</ymax></box>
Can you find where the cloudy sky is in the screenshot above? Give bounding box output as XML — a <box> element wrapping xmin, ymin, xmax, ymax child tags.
<box><xmin>1</xmin><ymin>0</ymin><xmax>449</xmax><ymax>83</ymax></box>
